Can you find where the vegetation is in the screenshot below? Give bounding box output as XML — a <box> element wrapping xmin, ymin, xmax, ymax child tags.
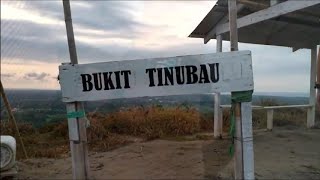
<box><xmin>1</xmin><ymin>105</ymin><xmax>213</xmax><ymax>159</ymax></box>
<box><xmin>1</xmin><ymin>90</ymin><xmax>316</xmax><ymax>160</ymax></box>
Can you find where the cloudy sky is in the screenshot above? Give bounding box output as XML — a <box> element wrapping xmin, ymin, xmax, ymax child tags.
<box><xmin>1</xmin><ymin>1</ymin><xmax>313</xmax><ymax>94</ymax></box>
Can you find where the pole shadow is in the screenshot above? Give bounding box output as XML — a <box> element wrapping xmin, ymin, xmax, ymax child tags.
<box><xmin>202</xmin><ymin>137</ymin><xmax>233</xmax><ymax>179</ymax></box>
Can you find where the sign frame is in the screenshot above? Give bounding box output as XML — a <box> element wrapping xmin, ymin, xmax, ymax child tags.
<box><xmin>59</xmin><ymin>50</ymin><xmax>253</xmax><ymax>102</ymax></box>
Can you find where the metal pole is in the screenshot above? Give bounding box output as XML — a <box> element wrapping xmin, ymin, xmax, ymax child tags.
<box><xmin>62</xmin><ymin>0</ymin><xmax>90</xmax><ymax>179</ymax></box>
<box><xmin>0</xmin><ymin>81</ymin><xmax>28</xmax><ymax>159</ymax></box>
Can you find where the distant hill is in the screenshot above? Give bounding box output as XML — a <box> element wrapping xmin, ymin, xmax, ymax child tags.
<box><xmin>1</xmin><ymin>89</ymin><xmax>309</xmax><ymax>127</ymax></box>
<box><xmin>2</xmin><ymin>89</ymin><xmax>309</xmax><ymax>110</ymax></box>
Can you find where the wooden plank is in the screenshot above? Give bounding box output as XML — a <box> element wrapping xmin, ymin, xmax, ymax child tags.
<box><xmin>213</xmin><ymin>1</ymin><xmax>320</xmax><ymax>36</ymax></box>
<box><xmin>267</xmin><ymin>109</ymin><xmax>274</xmax><ymax>131</ymax></box>
<box><xmin>222</xmin><ymin>104</ymin><xmax>310</xmax><ymax>109</ymax></box>
<box><xmin>59</xmin><ymin>51</ymin><xmax>254</xmax><ymax>102</ymax></box>
<box><xmin>264</xmin><ymin>104</ymin><xmax>312</xmax><ymax>109</ymax></box>
<box><xmin>221</xmin><ymin>105</ymin><xmax>263</xmax><ymax>109</ymax></box>
<box><xmin>307</xmin><ymin>47</ymin><xmax>317</xmax><ymax>128</ymax></box>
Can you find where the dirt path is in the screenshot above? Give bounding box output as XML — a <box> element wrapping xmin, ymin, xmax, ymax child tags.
<box><xmin>17</xmin><ymin>127</ymin><xmax>320</xmax><ymax>179</ymax></box>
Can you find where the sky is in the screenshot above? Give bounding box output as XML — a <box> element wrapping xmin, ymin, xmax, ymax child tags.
<box><xmin>0</xmin><ymin>1</ymin><xmax>314</xmax><ymax>93</ymax></box>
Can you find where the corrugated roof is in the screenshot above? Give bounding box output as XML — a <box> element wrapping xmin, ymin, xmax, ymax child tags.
<box><xmin>189</xmin><ymin>0</ymin><xmax>320</xmax><ymax>49</ymax></box>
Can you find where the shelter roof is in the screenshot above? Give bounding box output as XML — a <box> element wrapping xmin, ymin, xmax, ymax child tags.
<box><xmin>189</xmin><ymin>0</ymin><xmax>320</xmax><ymax>49</ymax></box>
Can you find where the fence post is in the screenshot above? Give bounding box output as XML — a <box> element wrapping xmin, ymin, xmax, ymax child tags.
<box><xmin>267</xmin><ymin>109</ymin><xmax>274</xmax><ymax>131</ymax></box>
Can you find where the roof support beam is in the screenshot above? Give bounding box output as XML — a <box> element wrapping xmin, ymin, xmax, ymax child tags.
<box><xmin>204</xmin><ymin>4</ymin><xmax>245</xmax><ymax>44</ymax></box>
<box><xmin>204</xmin><ymin>1</ymin><xmax>320</xmax><ymax>44</ymax></box>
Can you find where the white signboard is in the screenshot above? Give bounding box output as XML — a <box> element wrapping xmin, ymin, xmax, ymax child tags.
<box><xmin>59</xmin><ymin>50</ymin><xmax>253</xmax><ymax>102</ymax></box>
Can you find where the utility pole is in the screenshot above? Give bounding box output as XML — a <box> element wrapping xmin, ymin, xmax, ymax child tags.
<box><xmin>62</xmin><ymin>0</ymin><xmax>90</xmax><ymax>179</ymax></box>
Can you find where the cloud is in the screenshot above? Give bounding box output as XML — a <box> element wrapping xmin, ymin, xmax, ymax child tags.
<box><xmin>0</xmin><ymin>19</ymin><xmax>213</xmax><ymax>64</ymax></box>
<box><xmin>0</xmin><ymin>1</ymin><xmax>163</xmax><ymax>63</ymax></box>
<box><xmin>23</xmin><ymin>72</ymin><xmax>51</xmax><ymax>81</ymax></box>
<box><xmin>22</xmin><ymin>1</ymin><xmax>145</xmax><ymax>35</ymax></box>
<box><xmin>0</xmin><ymin>1</ymin><xmax>314</xmax><ymax>92</ymax></box>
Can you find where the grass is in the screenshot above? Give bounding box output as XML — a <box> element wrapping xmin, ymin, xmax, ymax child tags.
<box><xmin>93</xmin><ymin>105</ymin><xmax>202</xmax><ymax>139</ymax></box>
<box><xmin>1</xmin><ymin>105</ymin><xmax>212</xmax><ymax>159</ymax></box>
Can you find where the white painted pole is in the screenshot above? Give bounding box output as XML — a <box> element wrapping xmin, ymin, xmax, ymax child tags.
<box><xmin>228</xmin><ymin>0</ymin><xmax>254</xmax><ymax>179</ymax></box>
<box><xmin>214</xmin><ymin>34</ymin><xmax>223</xmax><ymax>139</ymax></box>
<box><xmin>241</xmin><ymin>102</ymin><xmax>255</xmax><ymax>179</ymax></box>
<box><xmin>307</xmin><ymin>47</ymin><xmax>317</xmax><ymax>128</ymax></box>
<box><xmin>62</xmin><ymin>0</ymin><xmax>90</xmax><ymax>179</ymax></box>
<box><xmin>267</xmin><ymin>109</ymin><xmax>274</xmax><ymax>131</ymax></box>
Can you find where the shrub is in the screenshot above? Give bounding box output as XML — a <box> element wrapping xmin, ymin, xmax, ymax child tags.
<box><xmin>88</xmin><ymin>105</ymin><xmax>202</xmax><ymax>140</ymax></box>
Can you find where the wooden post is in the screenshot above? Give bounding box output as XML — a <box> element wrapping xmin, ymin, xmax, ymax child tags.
<box><xmin>214</xmin><ymin>34</ymin><xmax>223</xmax><ymax>138</ymax></box>
<box><xmin>228</xmin><ymin>0</ymin><xmax>254</xmax><ymax>179</ymax></box>
<box><xmin>0</xmin><ymin>81</ymin><xmax>28</xmax><ymax>159</ymax></box>
<box><xmin>241</xmin><ymin>102</ymin><xmax>254</xmax><ymax>179</ymax></box>
<box><xmin>307</xmin><ymin>47</ymin><xmax>317</xmax><ymax>128</ymax></box>
<box><xmin>216</xmin><ymin>34</ymin><xmax>223</xmax><ymax>52</ymax></box>
<box><xmin>317</xmin><ymin>47</ymin><xmax>320</xmax><ymax>110</ymax></box>
<box><xmin>220</xmin><ymin>106</ymin><xmax>223</xmax><ymax>136</ymax></box>
<box><xmin>267</xmin><ymin>109</ymin><xmax>274</xmax><ymax>131</ymax></box>
<box><xmin>62</xmin><ymin>0</ymin><xmax>90</xmax><ymax>179</ymax></box>
<box><xmin>214</xmin><ymin>93</ymin><xmax>222</xmax><ymax>138</ymax></box>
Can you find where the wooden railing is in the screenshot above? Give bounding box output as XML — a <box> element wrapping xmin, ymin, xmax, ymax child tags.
<box><xmin>220</xmin><ymin>104</ymin><xmax>312</xmax><ymax>130</ymax></box>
